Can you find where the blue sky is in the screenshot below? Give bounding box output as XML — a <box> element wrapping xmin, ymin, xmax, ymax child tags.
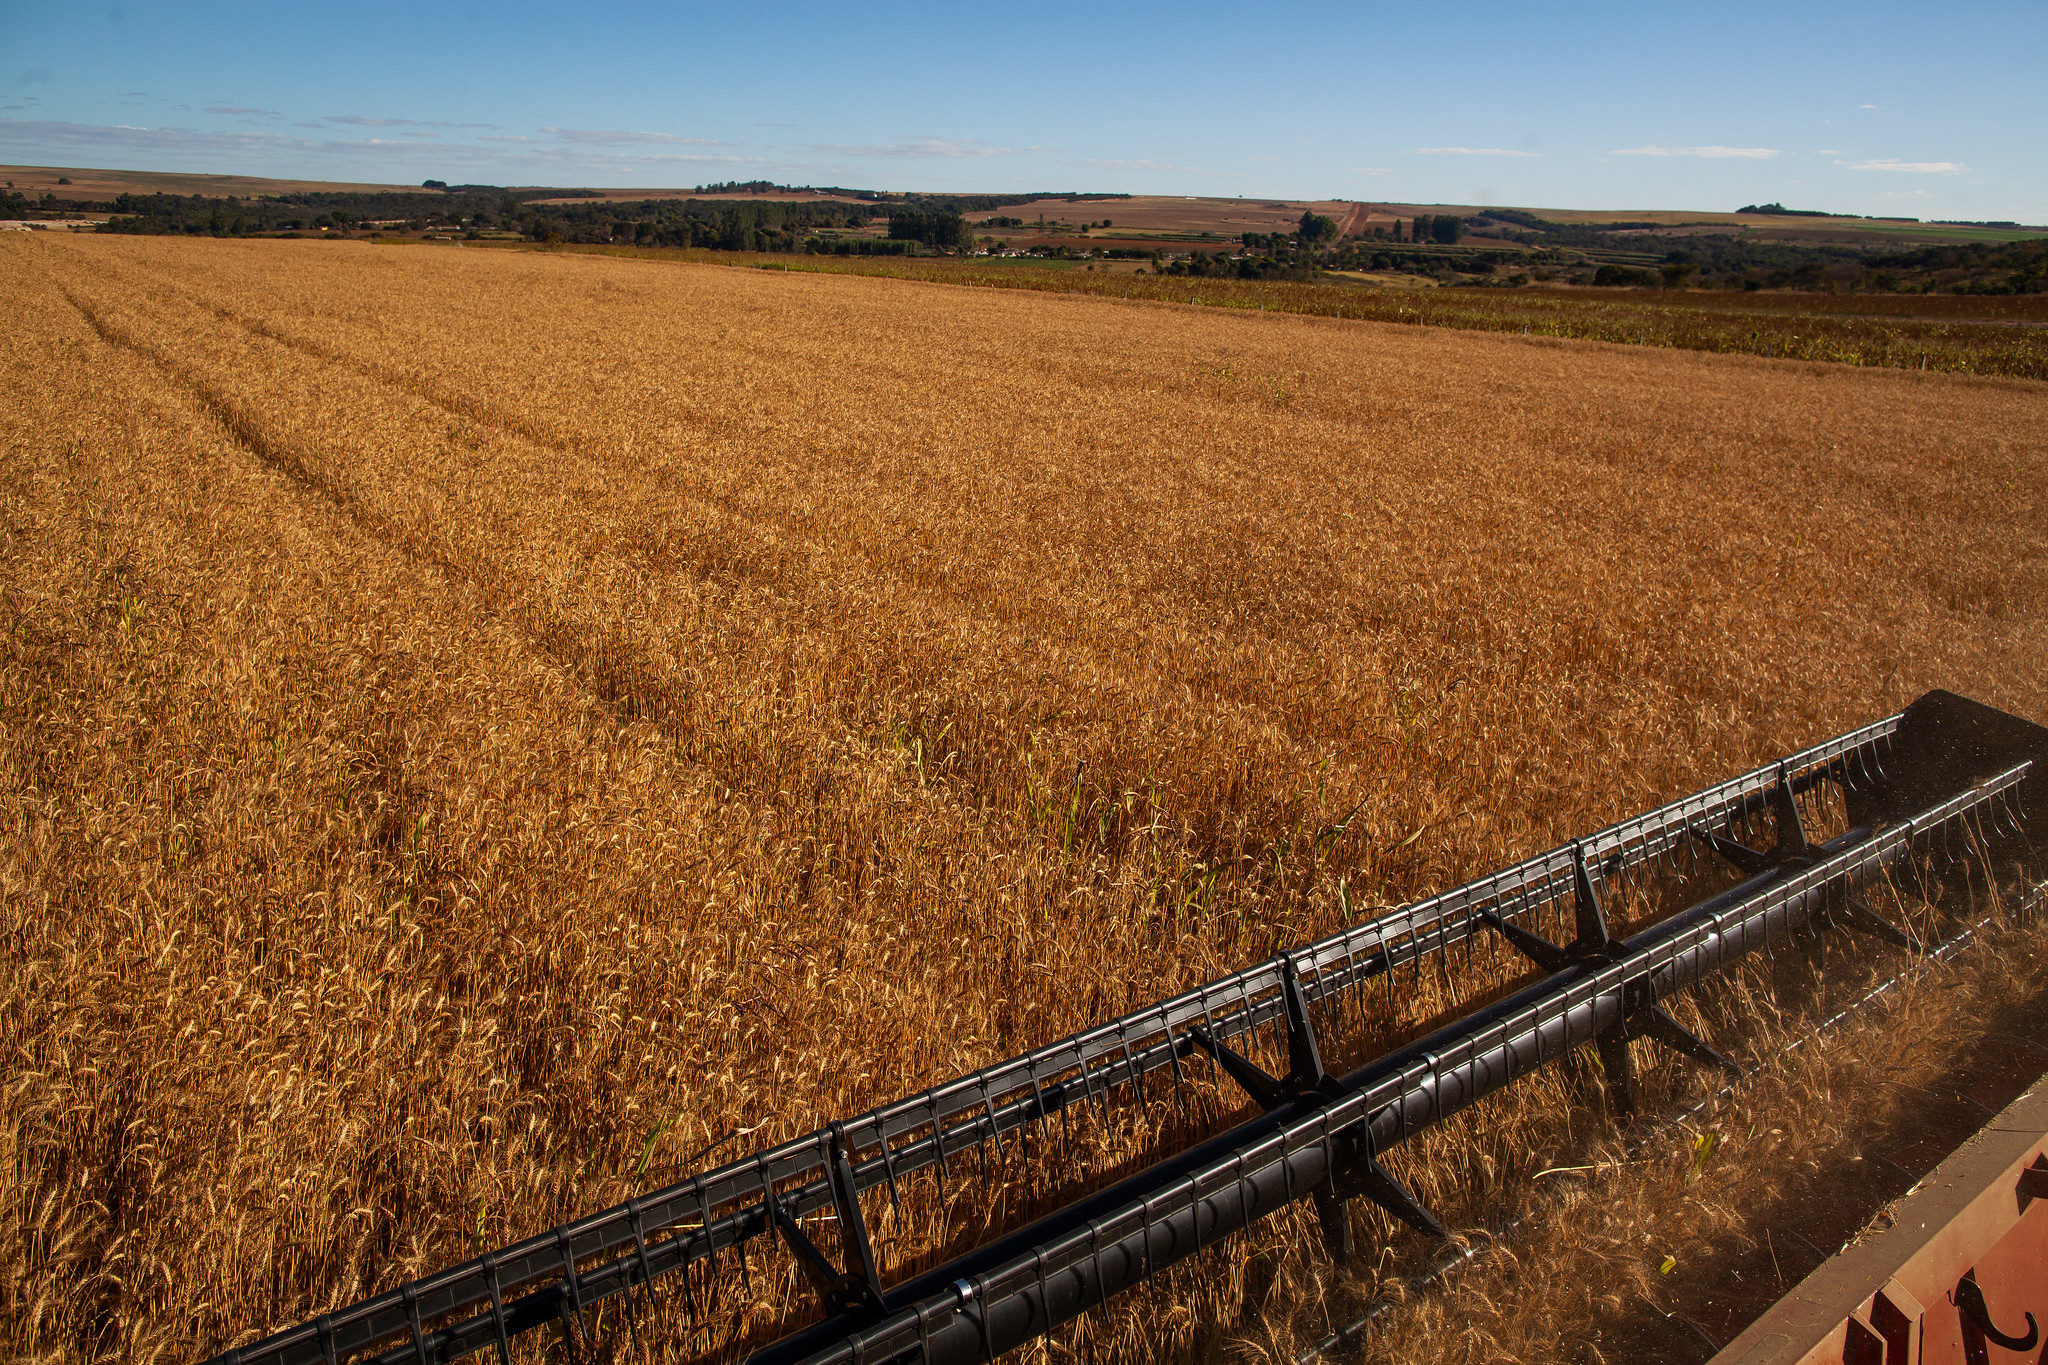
<box><xmin>3</xmin><ymin>1</ymin><xmax>2042</xmax><ymax>219</ymax></box>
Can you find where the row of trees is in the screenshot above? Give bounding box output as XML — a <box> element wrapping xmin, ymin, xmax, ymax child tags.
<box><xmin>886</xmin><ymin>209</ymin><xmax>971</xmax><ymax>248</ymax></box>
<box><xmin>97</xmin><ymin>189</ymin><xmax>542</xmax><ymax>235</ymax></box>
<box><xmin>91</xmin><ymin>187</ymin><xmax>1066</xmax><ymax>257</ymax></box>
<box><xmin>1409</xmin><ymin>214</ymin><xmax>1465</xmax><ymax>244</ymax></box>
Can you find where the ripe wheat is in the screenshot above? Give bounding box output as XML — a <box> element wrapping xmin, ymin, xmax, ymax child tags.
<box><xmin>1</xmin><ymin>234</ymin><xmax>2044</xmax><ymax>1364</ymax></box>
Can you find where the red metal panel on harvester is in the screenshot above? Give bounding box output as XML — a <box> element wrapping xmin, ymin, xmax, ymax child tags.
<box><xmin>1713</xmin><ymin>1083</ymin><xmax>2048</xmax><ymax>1365</ymax></box>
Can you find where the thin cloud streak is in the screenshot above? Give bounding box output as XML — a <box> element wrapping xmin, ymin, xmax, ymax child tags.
<box><xmin>542</xmin><ymin>127</ymin><xmax>725</xmax><ymax>146</ymax></box>
<box><xmin>1071</xmin><ymin>156</ymin><xmax>1220</xmax><ymax>175</ymax></box>
<box><xmin>1839</xmin><ymin>157</ymin><xmax>1965</xmax><ymax>173</ymax></box>
<box><xmin>813</xmin><ymin>137</ymin><xmax>1022</xmax><ymax>159</ymax></box>
<box><xmin>325</xmin><ymin>114</ymin><xmax>499</xmax><ymax>129</ymax></box>
<box><xmin>0</xmin><ymin>117</ymin><xmax>756</xmax><ymax>172</ymax></box>
<box><xmin>1406</xmin><ymin>147</ymin><xmax>1540</xmax><ymax>157</ymax></box>
<box><xmin>1611</xmin><ymin>145</ymin><xmax>1777</xmax><ymax>159</ymax></box>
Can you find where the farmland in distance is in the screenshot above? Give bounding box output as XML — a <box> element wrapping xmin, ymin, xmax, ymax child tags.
<box><xmin>2</xmin><ymin>233</ymin><xmax>2045</xmax><ymax>1362</ymax></box>
<box><xmin>534</xmin><ymin>244</ymin><xmax>2048</xmax><ymax>379</ymax></box>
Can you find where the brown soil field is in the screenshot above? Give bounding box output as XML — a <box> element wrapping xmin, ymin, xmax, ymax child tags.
<box><xmin>1534</xmin><ymin>208</ymin><xmax>1844</xmax><ymax>227</ymax></box>
<box><xmin>1531</xmin><ymin>208</ymin><xmax>2047</xmax><ymax>248</ymax></box>
<box><xmin>2</xmin><ymin>233</ymin><xmax>2045</xmax><ymax>1365</ymax></box>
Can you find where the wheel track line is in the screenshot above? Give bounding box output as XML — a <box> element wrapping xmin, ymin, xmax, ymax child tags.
<box><xmin>95</xmin><ymin>257</ymin><xmax>1278</xmax><ymax>672</ymax></box>
<box><xmin>46</xmin><ymin>272</ymin><xmax>1069</xmax><ymax>887</ymax></box>
<box><xmin>54</xmin><ymin>255</ymin><xmax>1431</xmax><ymax>896</ymax></box>
<box><xmin>26</xmin><ymin>283</ymin><xmax>603</xmax><ymax>929</ymax></box>
<box><xmin>93</xmin><ymin>260</ymin><xmax>1041</xmax><ymax>659</ymax></box>
<box><xmin>50</xmin><ymin>277</ymin><xmax>719</xmax><ymax>749</ymax></box>
<box><xmin>56</xmin><ymin>281</ymin><xmax>408</xmax><ymax>557</ymax></box>
<box><xmin>68</xmin><ymin>254</ymin><xmax>757</xmax><ymax>564</ymax></box>
<box><xmin>221</xmin><ymin>279</ymin><xmax>1483</xmax><ymax>878</ymax></box>
<box><xmin>101</xmin><ymin>254</ymin><xmax>831</xmax><ymax>573</ymax></box>
<box><xmin>209</xmin><ymin>295</ymin><xmax>584</xmax><ymax>463</ymax></box>
<box><xmin>90</xmin><ymin>253</ymin><xmax>1367</xmax><ymax>721</ymax></box>
<box><xmin>87</xmin><ymin>265</ymin><xmax>1244</xmax><ymax>758</ymax></box>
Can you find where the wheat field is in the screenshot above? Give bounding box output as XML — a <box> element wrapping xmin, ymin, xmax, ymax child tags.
<box><xmin>2</xmin><ymin>233</ymin><xmax>2045</xmax><ymax>1365</ymax></box>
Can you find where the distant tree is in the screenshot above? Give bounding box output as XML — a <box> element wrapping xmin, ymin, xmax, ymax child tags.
<box><xmin>1431</xmin><ymin>215</ymin><xmax>1463</xmax><ymax>244</ymax></box>
<box><xmin>1297</xmin><ymin>209</ymin><xmax>1339</xmax><ymax>244</ymax></box>
<box><xmin>1593</xmin><ymin>264</ymin><xmax>1656</xmax><ymax>287</ymax></box>
<box><xmin>1790</xmin><ymin>261</ymin><xmax>1834</xmax><ymax>291</ymax></box>
<box><xmin>422</xmin><ymin>179</ymin><xmax>448</xmax><ymax>189</ymax></box>
<box><xmin>888</xmin><ymin>208</ymin><xmax>969</xmax><ymax>248</ymax></box>
<box><xmin>1412</xmin><ymin>214</ymin><xmax>1433</xmax><ymax>244</ymax></box>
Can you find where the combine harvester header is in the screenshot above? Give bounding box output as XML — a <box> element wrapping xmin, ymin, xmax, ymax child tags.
<box><xmin>211</xmin><ymin>691</ymin><xmax>2047</xmax><ymax>1365</ymax></box>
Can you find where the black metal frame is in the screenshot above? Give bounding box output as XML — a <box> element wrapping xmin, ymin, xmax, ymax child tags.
<box><xmin>207</xmin><ymin>691</ymin><xmax>2047</xmax><ymax>1365</ymax></box>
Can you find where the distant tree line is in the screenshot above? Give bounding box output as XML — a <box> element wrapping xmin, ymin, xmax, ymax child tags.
<box><xmin>691</xmin><ymin>180</ymin><xmax>883</xmax><ymax>198</ymax></box>
<box><xmin>1862</xmin><ymin>237</ymin><xmax>2045</xmax><ymax>294</ymax></box>
<box><xmin>517</xmin><ymin>197</ymin><xmax>879</xmax><ymax>250</ymax></box>
<box><xmin>678</xmin><ymin>182</ymin><xmax>1117</xmax><ymax>214</ymax></box>
<box><xmin>887</xmin><ymin>209</ymin><xmax>971</xmax><ymax>248</ymax></box>
<box><xmin>97</xmin><ymin>188</ymin><xmax>567</xmax><ymax>235</ymax></box>
<box><xmin>91</xmin><ymin>184</ymin><xmax>1119</xmax><ymax>256</ymax></box>
<box><xmin>82</xmin><ymin>182</ymin><xmax>2039</xmax><ymax>292</ymax></box>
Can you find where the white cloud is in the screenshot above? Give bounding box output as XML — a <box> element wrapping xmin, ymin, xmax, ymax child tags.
<box><xmin>0</xmin><ymin>118</ymin><xmax>308</xmax><ymax>154</ymax></box>
<box><xmin>1612</xmin><ymin>145</ymin><xmax>1777</xmax><ymax>159</ymax></box>
<box><xmin>326</xmin><ymin>114</ymin><xmax>499</xmax><ymax>130</ymax></box>
<box><xmin>1814</xmin><ymin>148</ymin><xmax>1841</xmax><ymax>155</ymax></box>
<box><xmin>1406</xmin><ymin>146</ymin><xmax>1539</xmax><ymax>157</ymax></box>
<box><xmin>0</xmin><ymin>114</ymin><xmax>541</xmax><ymax>166</ymax></box>
<box><xmin>1859</xmin><ymin>104</ymin><xmax>1879</xmax><ymax>109</ymax></box>
<box><xmin>0</xmin><ymin>115</ymin><xmax>793</xmax><ymax>182</ymax></box>
<box><xmin>542</xmin><ymin>127</ymin><xmax>724</xmax><ymax>146</ymax></box>
<box><xmin>1838</xmin><ymin>158</ymin><xmax>1965</xmax><ymax>173</ymax></box>
<box><xmin>208</xmin><ymin>104</ymin><xmax>278</xmax><ymax>117</ymax></box>
<box><xmin>813</xmin><ymin>137</ymin><xmax>1022</xmax><ymax>159</ymax></box>
<box><xmin>1071</xmin><ymin>156</ymin><xmax>1219</xmax><ymax>175</ymax></box>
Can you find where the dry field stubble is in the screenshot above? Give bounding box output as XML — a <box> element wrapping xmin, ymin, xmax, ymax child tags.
<box><xmin>1</xmin><ymin>233</ymin><xmax>2045</xmax><ymax>1364</ymax></box>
